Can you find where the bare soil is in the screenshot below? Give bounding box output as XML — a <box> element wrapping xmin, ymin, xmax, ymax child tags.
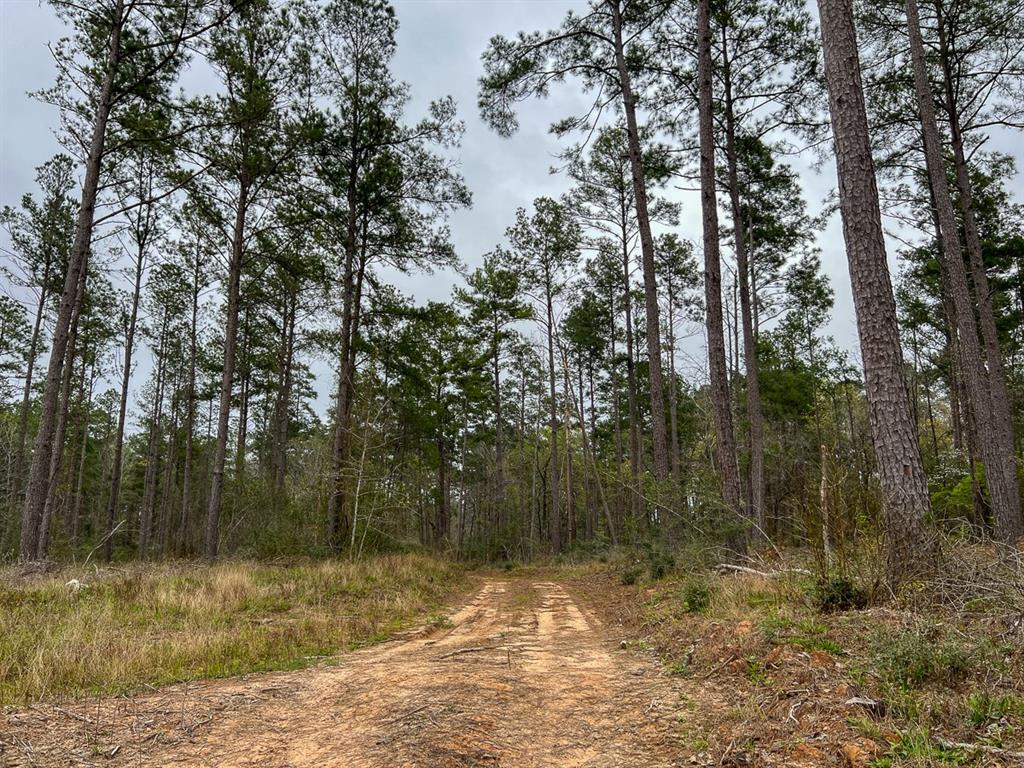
<box><xmin>1</xmin><ymin>578</ymin><xmax>690</xmax><ymax>767</ymax></box>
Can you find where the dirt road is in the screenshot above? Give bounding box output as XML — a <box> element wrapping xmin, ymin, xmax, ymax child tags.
<box><xmin>2</xmin><ymin>579</ymin><xmax>687</xmax><ymax>767</ymax></box>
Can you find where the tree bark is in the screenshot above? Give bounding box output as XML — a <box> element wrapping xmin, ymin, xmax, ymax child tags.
<box><xmin>817</xmin><ymin>0</ymin><xmax>932</xmax><ymax>583</ymax></box>
<box><xmin>931</xmin><ymin>0</ymin><xmax>1023</xmax><ymax>541</ymax></box>
<box><xmin>697</xmin><ymin>0</ymin><xmax>744</xmax><ymax>549</ymax></box>
<box><xmin>545</xmin><ymin>270</ymin><xmax>561</xmax><ymax>553</ymax></box>
<box><xmin>139</xmin><ymin>313</ymin><xmax>168</xmax><ymax>559</ymax></box>
<box><xmin>177</xmin><ymin>248</ymin><xmax>201</xmax><ymax>556</ymax></box>
<box><xmin>102</xmin><ymin>239</ymin><xmax>144</xmax><ymax>561</ymax></box>
<box><xmin>20</xmin><ymin>0</ymin><xmax>124</xmax><ymax>561</ymax></box>
<box><xmin>204</xmin><ymin>177</ymin><xmax>248</xmax><ymax>560</ymax></box>
<box><xmin>721</xmin><ymin>25</ymin><xmax>765</xmax><ymax>539</ymax></box>
<box><xmin>609</xmin><ymin>0</ymin><xmax>670</xmax><ymax>484</ymax></box>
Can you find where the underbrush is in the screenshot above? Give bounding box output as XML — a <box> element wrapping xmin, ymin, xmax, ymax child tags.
<box><xmin>0</xmin><ymin>553</ymin><xmax>466</xmax><ymax>705</ymax></box>
<box><xmin>581</xmin><ymin>539</ymin><xmax>1024</xmax><ymax>766</ymax></box>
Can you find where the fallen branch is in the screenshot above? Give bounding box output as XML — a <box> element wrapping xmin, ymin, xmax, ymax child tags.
<box><xmin>44</xmin><ymin>705</ymin><xmax>94</xmax><ymax>725</ymax></box>
<box><xmin>715</xmin><ymin>564</ymin><xmax>812</xmax><ymax>578</ymax></box>
<box><xmin>934</xmin><ymin>738</ymin><xmax>1024</xmax><ymax>760</ymax></box>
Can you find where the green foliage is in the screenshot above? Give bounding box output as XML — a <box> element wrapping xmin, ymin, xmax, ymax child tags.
<box><xmin>680</xmin><ymin>579</ymin><xmax>712</xmax><ymax>613</ymax></box>
<box><xmin>874</xmin><ymin>632</ymin><xmax>972</xmax><ymax>689</ymax></box>
<box><xmin>872</xmin><ymin>728</ymin><xmax>971</xmax><ymax>766</ymax></box>
<box><xmin>814</xmin><ymin>576</ymin><xmax>868</xmax><ymax>612</ymax></box>
<box><xmin>646</xmin><ymin>548</ymin><xmax>675</xmax><ymax>581</ymax></box>
<box><xmin>620</xmin><ymin>566</ymin><xmax>642</xmax><ymax>586</ymax></box>
<box><xmin>965</xmin><ymin>691</ymin><xmax>1024</xmax><ymax>727</ymax></box>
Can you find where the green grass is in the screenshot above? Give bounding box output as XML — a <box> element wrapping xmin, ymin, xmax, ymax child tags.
<box><xmin>0</xmin><ymin>553</ymin><xmax>465</xmax><ymax>705</ymax></box>
<box><xmin>965</xmin><ymin>691</ymin><xmax>1024</xmax><ymax>727</ymax></box>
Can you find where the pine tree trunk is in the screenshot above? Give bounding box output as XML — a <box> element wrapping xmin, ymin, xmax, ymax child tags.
<box><xmin>721</xmin><ymin>27</ymin><xmax>765</xmax><ymax>540</ymax></box>
<box><xmin>205</xmin><ymin>177</ymin><xmax>249</xmax><ymax>560</ymax></box>
<box><xmin>909</xmin><ymin>0</ymin><xmax>1019</xmax><ymax>540</ymax></box>
<box><xmin>139</xmin><ymin>315</ymin><xmax>168</xmax><ymax>559</ymax></box>
<box><xmin>20</xmin><ymin>0</ymin><xmax>123</xmax><ymax>561</ymax></box>
<box><xmin>697</xmin><ymin>0</ymin><xmax>744</xmax><ymax>548</ymax></box>
<box><xmin>37</xmin><ymin>314</ymin><xmax>82</xmax><ymax>561</ymax></box>
<box><xmin>545</xmin><ymin>273</ymin><xmax>561</xmax><ymax>553</ymax></box>
<box><xmin>817</xmin><ymin>0</ymin><xmax>932</xmax><ymax>583</ymax></box>
<box><xmin>621</xmin><ymin>236</ymin><xmax>643</xmax><ymax>527</ymax></box>
<box><xmin>177</xmin><ymin>251</ymin><xmax>200</xmax><ymax>556</ymax></box>
<box><xmin>492</xmin><ymin>314</ymin><xmax>506</xmax><ymax>534</ymax></box>
<box><xmin>69</xmin><ymin>365</ymin><xmax>94</xmax><ymax>545</ymax></box>
<box><xmin>12</xmin><ymin>274</ymin><xmax>49</xmax><ymax>503</ymax></box>
<box><xmin>609</xmin><ymin>0</ymin><xmax>670</xmax><ymax>484</ymax></box>
<box><xmin>932</xmin><ymin>0</ymin><xmax>1023</xmax><ymax>541</ymax></box>
<box><xmin>103</xmin><ymin>245</ymin><xmax>143</xmax><ymax>561</ymax></box>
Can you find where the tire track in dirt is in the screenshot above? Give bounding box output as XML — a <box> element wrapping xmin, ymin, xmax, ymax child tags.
<box><xmin>2</xmin><ymin>579</ymin><xmax>687</xmax><ymax>767</ymax></box>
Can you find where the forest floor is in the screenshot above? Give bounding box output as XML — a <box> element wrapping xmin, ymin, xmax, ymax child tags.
<box><xmin>2</xmin><ymin>554</ymin><xmax>1023</xmax><ymax>767</ymax></box>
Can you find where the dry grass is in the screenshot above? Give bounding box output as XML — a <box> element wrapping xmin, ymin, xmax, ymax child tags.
<box><xmin>571</xmin><ymin>543</ymin><xmax>1024</xmax><ymax>767</ymax></box>
<box><xmin>0</xmin><ymin>553</ymin><xmax>466</xmax><ymax>706</ymax></box>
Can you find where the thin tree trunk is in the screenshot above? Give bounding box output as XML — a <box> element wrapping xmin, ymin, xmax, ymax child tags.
<box><xmin>932</xmin><ymin>0</ymin><xmax>1023</xmax><ymax>541</ymax></box>
<box><xmin>621</xmin><ymin>235</ymin><xmax>643</xmax><ymax>527</ymax></box>
<box><xmin>205</xmin><ymin>177</ymin><xmax>249</xmax><ymax>560</ymax></box>
<box><xmin>69</xmin><ymin>364</ymin><xmax>95</xmax><ymax>545</ymax></box>
<box><xmin>492</xmin><ymin>314</ymin><xmax>506</xmax><ymax>536</ymax></box>
<box><xmin>177</xmin><ymin>249</ymin><xmax>201</xmax><ymax>556</ymax></box>
<box><xmin>817</xmin><ymin>0</ymin><xmax>932</xmax><ymax>583</ymax></box>
<box><xmin>103</xmin><ymin>243</ymin><xmax>144</xmax><ymax>561</ymax></box>
<box><xmin>697</xmin><ymin>0</ymin><xmax>744</xmax><ymax>549</ymax></box>
<box><xmin>721</xmin><ymin>26</ymin><xmax>765</xmax><ymax>539</ymax></box>
<box><xmin>545</xmin><ymin>275</ymin><xmax>561</xmax><ymax>553</ymax></box>
<box><xmin>609</xmin><ymin>0</ymin><xmax>670</xmax><ymax>484</ymax></box>
<box><xmin>139</xmin><ymin>315</ymin><xmax>168</xmax><ymax>559</ymax></box>
<box><xmin>12</xmin><ymin>276</ymin><xmax>49</xmax><ymax>502</ymax></box>
<box><xmin>20</xmin><ymin>0</ymin><xmax>123</xmax><ymax>561</ymax></box>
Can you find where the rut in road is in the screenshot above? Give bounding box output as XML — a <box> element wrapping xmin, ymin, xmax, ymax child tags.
<box><xmin>2</xmin><ymin>579</ymin><xmax>688</xmax><ymax>767</ymax></box>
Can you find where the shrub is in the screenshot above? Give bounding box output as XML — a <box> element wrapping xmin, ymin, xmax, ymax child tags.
<box><xmin>875</xmin><ymin>631</ymin><xmax>972</xmax><ymax>689</ymax></box>
<box><xmin>681</xmin><ymin>580</ymin><xmax>712</xmax><ymax>613</ymax></box>
<box><xmin>814</xmin><ymin>576</ymin><xmax>868</xmax><ymax>612</ymax></box>
<box><xmin>646</xmin><ymin>549</ymin><xmax>676</xmax><ymax>581</ymax></box>
<box><xmin>620</xmin><ymin>566</ymin><xmax>642</xmax><ymax>586</ymax></box>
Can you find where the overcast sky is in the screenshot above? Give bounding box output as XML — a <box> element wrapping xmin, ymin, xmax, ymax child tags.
<box><xmin>2</xmin><ymin>0</ymin><xmax>1021</xmax><ymax>418</ymax></box>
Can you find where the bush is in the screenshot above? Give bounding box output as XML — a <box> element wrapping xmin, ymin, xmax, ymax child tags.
<box><xmin>681</xmin><ymin>580</ymin><xmax>712</xmax><ymax>613</ymax></box>
<box><xmin>620</xmin><ymin>566</ymin><xmax>642</xmax><ymax>586</ymax></box>
<box><xmin>646</xmin><ymin>549</ymin><xmax>676</xmax><ymax>581</ymax></box>
<box><xmin>814</xmin><ymin>576</ymin><xmax>868</xmax><ymax>612</ymax></box>
<box><xmin>875</xmin><ymin>631</ymin><xmax>972</xmax><ymax>688</ymax></box>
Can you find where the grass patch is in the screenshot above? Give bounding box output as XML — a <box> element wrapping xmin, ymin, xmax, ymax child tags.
<box><xmin>872</xmin><ymin>728</ymin><xmax>970</xmax><ymax>766</ymax></box>
<box><xmin>0</xmin><ymin>553</ymin><xmax>465</xmax><ymax>705</ymax></box>
<box><xmin>874</xmin><ymin>631</ymin><xmax>973</xmax><ymax>689</ymax></box>
<box><xmin>965</xmin><ymin>691</ymin><xmax>1024</xmax><ymax>727</ymax></box>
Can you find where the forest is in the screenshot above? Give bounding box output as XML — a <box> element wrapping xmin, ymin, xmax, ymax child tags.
<box><xmin>1</xmin><ymin>0</ymin><xmax>1024</xmax><ymax>765</ymax></box>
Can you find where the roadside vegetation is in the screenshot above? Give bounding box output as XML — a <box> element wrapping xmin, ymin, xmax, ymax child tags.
<box><xmin>572</xmin><ymin>540</ymin><xmax>1024</xmax><ymax>767</ymax></box>
<box><xmin>0</xmin><ymin>554</ymin><xmax>465</xmax><ymax>705</ymax></box>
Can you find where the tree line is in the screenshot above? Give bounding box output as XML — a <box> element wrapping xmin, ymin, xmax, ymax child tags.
<box><xmin>1</xmin><ymin>0</ymin><xmax>1022</xmax><ymax>586</ymax></box>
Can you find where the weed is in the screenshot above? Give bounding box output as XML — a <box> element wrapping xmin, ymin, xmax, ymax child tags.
<box><xmin>681</xmin><ymin>579</ymin><xmax>713</xmax><ymax>614</ymax></box>
<box><xmin>646</xmin><ymin>549</ymin><xmax>676</xmax><ymax>581</ymax></box>
<box><xmin>873</xmin><ymin>728</ymin><xmax>970</xmax><ymax>765</ymax></box>
<box><xmin>746</xmin><ymin>658</ymin><xmax>769</xmax><ymax>686</ymax></box>
<box><xmin>965</xmin><ymin>691</ymin><xmax>1024</xmax><ymax>727</ymax></box>
<box><xmin>621</xmin><ymin>566</ymin><xmax>642</xmax><ymax>586</ymax></box>
<box><xmin>874</xmin><ymin>631</ymin><xmax>972</xmax><ymax>689</ymax></box>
